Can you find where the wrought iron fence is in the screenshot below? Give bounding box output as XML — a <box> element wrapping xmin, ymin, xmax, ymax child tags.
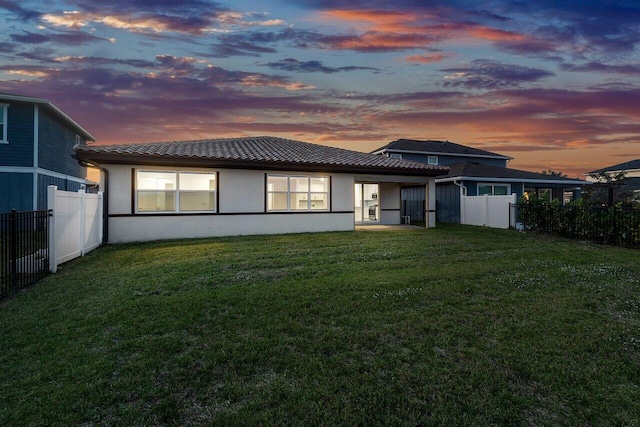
<box><xmin>1</xmin><ymin>209</ymin><xmax>51</xmax><ymax>299</ymax></box>
<box><xmin>512</xmin><ymin>203</ymin><xmax>640</xmax><ymax>249</ymax></box>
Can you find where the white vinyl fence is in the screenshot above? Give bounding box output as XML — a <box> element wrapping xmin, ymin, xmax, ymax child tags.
<box><xmin>47</xmin><ymin>186</ymin><xmax>103</xmax><ymax>273</ymax></box>
<box><xmin>461</xmin><ymin>193</ymin><xmax>517</xmax><ymax>229</ymax></box>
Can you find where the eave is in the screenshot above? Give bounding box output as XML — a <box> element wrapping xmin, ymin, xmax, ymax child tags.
<box><xmin>75</xmin><ymin>152</ymin><xmax>449</xmax><ymax>177</ymax></box>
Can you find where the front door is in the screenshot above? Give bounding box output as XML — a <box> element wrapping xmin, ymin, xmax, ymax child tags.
<box><xmin>355</xmin><ymin>183</ymin><xmax>379</xmax><ymax>224</ymax></box>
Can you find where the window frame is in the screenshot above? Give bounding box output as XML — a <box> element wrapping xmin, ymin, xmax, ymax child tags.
<box><xmin>0</xmin><ymin>103</ymin><xmax>9</xmax><ymax>144</ymax></box>
<box><xmin>135</xmin><ymin>170</ymin><xmax>218</xmax><ymax>214</ymax></box>
<box><xmin>477</xmin><ymin>183</ymin><xmax>511</xmax><ymax>196</ymax></box>
<box><xmin>389</xmin><ymin>153</ymin><xmax>403</xmax><ymax>159</ymax></box>
<box><xmin>266</xmin><ymin>174</ymin><xmax>330</xmax><ymax>212</ymax></box>
<box><xmin>427</xmin><ymin>155</ymin><xmax>438</xmax><ymax>165</ymax></box>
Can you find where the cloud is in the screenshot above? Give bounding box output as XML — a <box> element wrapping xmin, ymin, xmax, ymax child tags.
<box><xmin>560</xmin><ymin>61</ymin><xmax>640</xmax><ymax>75</ymax></box>
<box><xmin>262</xmin><ymin>58</ymin><xmax>378</xmax><ymax>73</ymax></box>
<box><xmin>440</xmin><ymin>60</ymin><xmax>555</xmax><ymax>89</ymax></box>
<box><xmin>405</xmin><ymin>52</ymin><xmax>452</xmax><ymax>63</ymax></box>
<box><xmin>240</xmin><ymin>74</ymin><xmax>315</xmax><ymax>91</ymax></box>
<box><xmin>0</xmin><ymin>0</ymin><xmax>40</xmax><ymax>21</ymax></box>
<box><xmin>9</xmin><ymin>30</ymin><xmax>110</xmax><ymax>46</ymax></box>
<box><xmin>54</xmin><ymin>55</ymin><xmax>158</xmax><ymax>68</ymax></box>
<box><xmin>209</xmin><ymin>27</ymin><xmax>327</xmax><ymax>57</ymax></box>
<box><xmin>0</xmin><ymin>42</ymin><xmax>17</xmax><ymax>53</ymax></box>
<box><xmin>41</xmin><ymin>2</ymin><xmax>285</xmax><ymax>36</ymax></box>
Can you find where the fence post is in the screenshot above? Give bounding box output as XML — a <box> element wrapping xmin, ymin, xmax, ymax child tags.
<box><xmin>79</xmin><ymin>190</ymin><xmax>86</xmax><ymax>257</ymax></box>
<box><xmin>483</xmin><ymin>194</ymin><xmax>489</xmax><ymax>227</ymax></box>
<box><xmin>98</xmin><ymin>191</ymin><xmax>104</xmax><ymax>245</ymax></box>
<box><xmin>48</xmin><ymin>185</ymin><xmax>58</xmax><ymax>273</ymax></box>
<box><xmin>9</xmin><ymin>209</ymin><xmax>17</xmax><ymax>286</ymax></box>
<box><xmin>611</xmin><ymin>206</ymin><xmax>618</xmax><ymax>246</ymax></box>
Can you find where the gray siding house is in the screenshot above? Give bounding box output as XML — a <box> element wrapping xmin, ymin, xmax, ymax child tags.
<box><xmin>585</xmin><ymin>159</ymin><xmax>640</xmax><ymax>205</ymax></box>
<box><xmin>0</xmin><ymin>93</ymin><xmax>96</xmax><ymax>212</ymax></box>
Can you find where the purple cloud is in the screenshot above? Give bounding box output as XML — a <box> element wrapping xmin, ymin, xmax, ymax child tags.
<box><xmin>0</xmin><ymin>0</ymin><xmax>40</xmax><ymax>21</ymax></box>
<box><xmin>561</xmin><ymin>61</ymin><xmax>640</xmax><ymax>75</ymax></box>
<box><xmin>10</xmin><ymin>30</ymin><xmax>110</xmax><ymax>46</ymax></box>
<box><xmin>262</xmin><ymin>58</ymin><xmax>378</xmax><ymax>73</ymax></box>
<box><xmin>440</xmin><ymin>60</ymin><xmax>554</xmax><ymax>89</ymax></box>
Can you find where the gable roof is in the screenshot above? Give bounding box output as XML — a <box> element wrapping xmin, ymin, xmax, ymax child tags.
<box><xmin>371</xmin><ymin>139</ymin><xmax>512</xmax><ymax>161</ymax></box>
<box><xmin>74</xmin><ymin>136</ymin><xmax>449</xmax><ymax>176</ymax></box>
<box><xmin>437</xmin><ymin>162</ymin><xmax>587</xmax><ymax>185</ymax></box>
<box><xmin>587</xmin><ymin>159</ymin><xmax>640</xmax><ymax>175</ymax></box>
<box><xmin>0</xmin><ymin>92</ymin><xmax>96</xmax><ymax>141</ymax></box>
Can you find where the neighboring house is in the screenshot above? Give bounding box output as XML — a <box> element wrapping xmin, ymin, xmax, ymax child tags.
<box><xmin>585</xmin><ymin>159</ymin><xmax>640</xmax><ymax>204</ymax></box>
<box><xmin>373</xmin><ymin>139</ymin><xmax>587</xmax><ymax>224</ymax></box>
<box><xmin>74</xmin><ymin>136</ymin><xmax>447</xmax><ymax>243</ymax></box>
<box><xmin>0</xmin><ymin>93</ymin><xmax>96</xmax><ymax>212</ymax></box>
<box><xmin>371</xmin><ymin>138</ymin><xmax>512</xmax><ymax>168</ymax></box>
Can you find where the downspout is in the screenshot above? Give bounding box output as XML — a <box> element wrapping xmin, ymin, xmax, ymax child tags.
<box><xmin>453</xmin><ymin>179</ymin><xmax>467</xmax><ymax>196</ymax></box>
<box><xmin>76</xmin><ymin>159</ymin><xmax>109</xmax><ymax>244</ymax></box>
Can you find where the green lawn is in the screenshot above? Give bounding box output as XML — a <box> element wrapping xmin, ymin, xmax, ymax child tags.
<box><xmin>1</xmin><ymin>224</ymin><xmax>640</xmax><ymax>426</ymax></box>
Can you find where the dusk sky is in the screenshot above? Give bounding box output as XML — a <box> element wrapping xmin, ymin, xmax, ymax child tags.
<box><xmin>1</xmin><ymin>0</ymin><xmax>639</xmax><ymax>176</ymax></box>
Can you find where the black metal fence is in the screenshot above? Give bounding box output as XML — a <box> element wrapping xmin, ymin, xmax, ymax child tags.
<box><xmin>402</xmin><ymin>200</ymin><xmax>425</xmax><ymax>223</ymax></box>
<box><xmin>513</xmin><ymin>203</ymin><xmax>640</xmax><ymax>249</ymax></box>
<box><xmin>1</xmin><ymin>209</ymin><xmax>51</xmax><ymax>299</ymax></box>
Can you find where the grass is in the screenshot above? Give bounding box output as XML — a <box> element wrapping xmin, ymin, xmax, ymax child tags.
<box><xmin>1</xmin><ymin>224</ymin><xmax>640</xmax><ymax>426</ymax></box>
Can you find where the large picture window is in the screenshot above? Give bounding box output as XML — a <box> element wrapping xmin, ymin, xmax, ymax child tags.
<box><xmin>267</xmin><ymin>175</ymin><xmax>329</xmax><ymax>211</ymax></box>
<box><xmin>136</xmin><ymin>171</ymin><xmax>216</xmax><ymax>213</ymax></box>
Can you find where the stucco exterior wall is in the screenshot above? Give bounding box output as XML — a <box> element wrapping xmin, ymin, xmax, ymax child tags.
<box><xmin>108</xmin><ymin>213</ymin><xmax>354</xmax><ymax>243</ymax></box>
<box><xmin>103</xmin><ymin>164</ymin><xmax>359</xmax><ymax>243</ymax></box>
<box><xmin>379</xmin><ymin>182</ymin><xmax>400</xmax><ymax>225</ymax></box>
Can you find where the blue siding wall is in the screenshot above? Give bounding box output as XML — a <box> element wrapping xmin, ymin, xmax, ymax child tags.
<box><xmin>38</xmin><ymin>108</ymin><xmax>86</xmax><ymax>178</ymax></box>
<box><xmin>436</xmin><ymin>183</ymin><xmax>461</xmax><ymax>223</ymax></box>
<box><xmin>399</xmin><ymin>153</ymin><xmax>508</xmax><ymax>167</ymax></box>
<box><xmin>0</xmin><ymin>172</ymin><xmax>33</xmax><ymax>212</ymax></box>
<box><xmin>37</xmin><ymin>174</ymin><xmax>85</xmax><ymax>210</ymax></box>
<box><xmin>0</xmin><ymin>102</ymin><xmax>34</xmax><ymax>167</ymax></box>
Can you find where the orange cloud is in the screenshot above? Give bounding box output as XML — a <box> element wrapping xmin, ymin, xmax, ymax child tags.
<box><xmin>316</xmin><ymin>8</ymin><xmax>533</xmax><ymax>52</ymax></box>
<box><xmin>319</xmin><ymin>9</ymin><xmax>430</xmax><ymax>32</ymax></box>
<box><xmin>240</xmin><ymin>75</ymin><xmax>315</xmax><ymax>91</ymax></box>
<box><xmin>406</xmin><ymin>52</ymin><xmax>453</xmax><ymax>63</ymax></box>
<box><xmin>468</xmin><ymin>26</ymin><xmax>526</xmax><ymax>42</ymax></box>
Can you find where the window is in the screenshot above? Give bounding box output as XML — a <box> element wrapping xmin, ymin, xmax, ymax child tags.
<box><xmin>427</xmin><ymin>156</ymin><xmax>438</xmax><ymax>165</ymax></box>
<box><xmin>389</xmin><ymin>153</ymin><xmax>402</xmax><ymax>159</ymax></box>
<box><xmin>267</xmin><ymin>175</ymin><xmax>329</xmax><ymax>211</ymax></box>
<box><xmin>136</xmin><ymin>170</ymin><xmax>216</xmax><ymax>213</ymax></box>
<box><xmin>478</xmin><ymin>183</ymin><xmax>510</xmax><ymax>196</ymax></box>
<box><xmin>75</xmin><ymin>134</ymin><xmax>81</xmax><ymax>145</ymax></box>
<box><xmin>0</xmin><ymin>103</ymin><xmax>8</xmax><ymax>143</ymax></box>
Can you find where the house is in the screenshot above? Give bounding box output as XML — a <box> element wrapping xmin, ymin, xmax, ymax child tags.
<box><xmin>585</xmin><ymin>159</ymin><xmax>640</xmax><ymax>205</ymax></box>
<box><xmin>74</xmin><ymin>136</ymin><xmax>447</xmax><ymax>243</ymax></box>
<box><xmin>0</xmin><ymin>93</ymin><xmax>96</xmax><ymax>212</ymax></box>
<box><xmin>371</xmin><ymin>138</ymin><xmax>512</xmax><ymax>168</ymax></box>
<box><xmin>373</xmin><ymin>139</ymin><xmax>587</xmax><ymax>224</ymax></box>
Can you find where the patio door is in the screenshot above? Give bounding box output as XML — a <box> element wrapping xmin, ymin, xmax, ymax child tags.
<box><xmin>355</xmin><ymin>183</ymin><xmax>379</xmax><ymax>224</ymax></box>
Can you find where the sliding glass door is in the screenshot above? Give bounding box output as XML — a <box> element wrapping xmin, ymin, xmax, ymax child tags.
<box><xmin>355</xmin><ymin>183</ymin><xmax>379</xmax><ymax>224</ymax></box>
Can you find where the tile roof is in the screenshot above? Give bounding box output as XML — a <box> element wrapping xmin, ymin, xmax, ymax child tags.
<box><xmin>439</xmin><ymin>162</ymin><xmax>587</xmax><ymax>184</ymax></box>
<box><xmin>372</xmin><ymin>139</ymin><xmax>512</xmax><ymax>160</ymax></box>
<box><xmin>75</xmin><ymin>136</ymin><xmax>448</xmax><ymax>176</ymax></box>
<box><xmin>587</xmin><ymin>159</ymin><xmax>640</xmax><ymax>174</ymax></box>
